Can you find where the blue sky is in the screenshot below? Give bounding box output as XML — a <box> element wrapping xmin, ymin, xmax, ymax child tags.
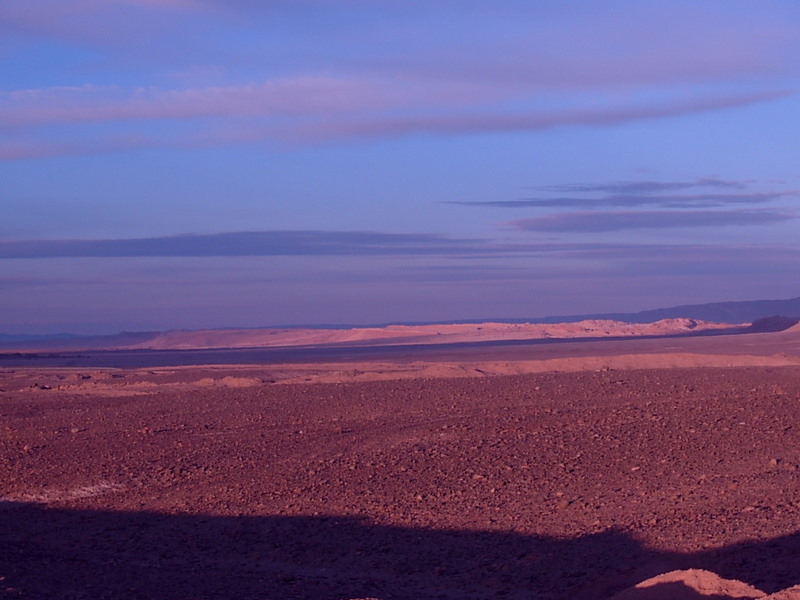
<box><xmin>2</xmin><ymin>0</ymin><xmax>799</xmax><ymax>334</ymax></box>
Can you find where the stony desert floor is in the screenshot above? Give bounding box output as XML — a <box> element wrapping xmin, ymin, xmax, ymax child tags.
<box><xmin>2</xmin><ymin>335</ymin><xmax>800</xmax><ymax>598</ymax></box>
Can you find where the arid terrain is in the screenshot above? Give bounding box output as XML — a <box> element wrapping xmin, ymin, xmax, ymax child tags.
<box><xmin>0</xmin><ymin>318</ymin><xmax>756</xmax><ymax>353</ymax></box>
<box><xmin>2</xmin><ymin>324</ymin><xmax>800</xmax><ymax>599</ymax></box>
<box><xmin>125</xmin><ymin>319</ymin><xmax>743</xmax><ymax>351</ymax></box>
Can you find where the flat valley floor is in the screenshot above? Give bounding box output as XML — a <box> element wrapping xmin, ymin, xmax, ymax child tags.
<box><xmin>2</xmin><ymin>358</ymin><xmax>800</xmax><ymax>598</ymax></box>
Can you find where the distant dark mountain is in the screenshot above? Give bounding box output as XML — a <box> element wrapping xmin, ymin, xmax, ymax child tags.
<box><xmin>0</xmin><ymin>333</ymin><xmax>80</xmax><ymax>343</ymax></box>
<box><xmin>745</xmin><ymin>315</ymin><xmax>800</xmax><ymax>333</ymax></box>
<box><xmin>535</xmin><ymin>296</ymin><xmax>800</xmax><ymax>325</ymax></box>
<box><xmin>0</xmin><ymin>331</ymin><xmax>159</xmax><ymax>350</ymax></box>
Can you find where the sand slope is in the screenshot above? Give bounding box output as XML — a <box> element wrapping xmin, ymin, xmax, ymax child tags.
<box><xmin>130</xmin><ymin>318</ymin><xmax>741</xmax><ymax>350</ymax></box>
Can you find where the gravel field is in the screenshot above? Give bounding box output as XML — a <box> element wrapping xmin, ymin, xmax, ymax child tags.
<box><xmin>2</xmin><ymin>365</ymin><xmax>800</xmax><ymax>599</ymax></box>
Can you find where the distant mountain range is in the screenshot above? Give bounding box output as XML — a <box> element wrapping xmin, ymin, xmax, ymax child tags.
<box><xmin>532</xmin><ymin>295</ymin><xmax>800</xmax><ymax>325</ymax></box>
<box><xmin>0</xmin><ymin>331</ymin><xmax>158</xmax><ymax>349</ymax></box>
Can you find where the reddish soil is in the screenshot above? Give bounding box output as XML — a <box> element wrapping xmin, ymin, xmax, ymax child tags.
<box><xmin>3</xmin><ymin>363</ymin><xmax>800</xmax><ymax>599</ymax></box>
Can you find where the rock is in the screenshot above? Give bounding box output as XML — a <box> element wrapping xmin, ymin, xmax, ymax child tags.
<box><xmin>608</xmin><ymin>569</ymin><xmax>766</xmax><ymax>600</ymax></box>
<box><xmin>766</xmin><ymin>586</ymin><xmax>800</xmax><ymax>599</ymax></box>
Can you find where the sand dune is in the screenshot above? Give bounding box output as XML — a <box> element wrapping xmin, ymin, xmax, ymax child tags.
<box><xmin>130</xmin><ymin>318</ymin><xmax>741</xmax><ymax>351</ymax></box>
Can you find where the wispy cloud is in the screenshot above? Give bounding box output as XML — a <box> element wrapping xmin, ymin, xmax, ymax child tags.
<box><xmin>5</xmin><ymin>230</ymin><xmax>799</xmax><ymax>267</ymax></box>
<box><xmin>6</xmin><ymin>1</ymin><xmax>797</xmax><ymax>85</ymax></box>
<box><xmin>0</xmin><ymin>0</ymin><xmax>206</xmax><ymax>43</ymax></box>
<box><xmin>287</xmin><ymin>91</ymin><xmax>789</xmax><ymax>142</ymax></box>
<box><xmin>532</xmin><ymin>177</ymin><xmax>749</xmax><ymax>194</ymax></box>
<box><xmin>508</xmin><ymin>209</ymin><xmax>796</xmax><ymax>233</ymax></box>
<box><xmin>4</xmin><ymin>82</ymin><xmax>788</xmax><ymax>133</ymax></box>
<box><xmin>0</xmin><ymin>230</ymin><xmax>498</xmax><ymax>259</ymax></box>
<box><xmin>451</xmin><ymin>176</ymin><xmax>797</xmax><ymax>213</ymax></box>
<box><xmin>451</xmin><ymin>192</ymin><xmax>792</xmax><ymax>210</ymax></box>
<box><xmin>2</xmin><ymin>0</ymin><xmax>797</xmax><ymax>160</ymax></box>
<box><xmin>0</xmin><ymin>78</ymin><xmax>449</xmax><ymax>128</ymax></box>
<box><xmin>1</xmin><ymin>88</ymin><xmax>789</xmax><ymax>160</ymax></box>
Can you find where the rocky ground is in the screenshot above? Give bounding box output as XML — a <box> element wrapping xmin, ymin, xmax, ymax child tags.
<box><xmin>2</xmin><ymin>365</ymin><xmax>800</xmax><ymax>599</ymax></box>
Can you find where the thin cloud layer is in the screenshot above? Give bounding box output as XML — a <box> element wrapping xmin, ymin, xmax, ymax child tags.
<box><xmin>0</xmin><ymin>230</ymin><xmax>497</xmax><ymax>259</ymax></box>
<box><xmin>509</xmin><ymin>209</ymin><xmax>796</xmax><ymax>233</ymax></box>
<box><xmin>453</xmin><ymin>178</ymin><xmax>798</xmax><ymax>239</ymax></box>
<box><xmin>0</xmin><ymin>78</ymin><xmax>481</xmax><ymax>128</ymax></box>
<box><xmin>451</xmin><ymin>192</ymin><xmax>791</xmax><ymax>209</ymax></box>
<box><xmin>2</xmin><ymin>0</ymin><xmax>798</xmax><ymax>159</ymax></box>
<box><xmin>4</xmin><ymin>229</ymin><xmax>799</xmax><ymax>263</ymax></box>
<box><xmin>0</xmin><ymin>89</ymin><xmax>788</xmax><ymax>160</ymax></box>
<box><xmin>531</xmin><ymin>177</ymin><xmax>750</xmax><ymax>194</ymax></box>
<box><xmin>288</xmin><ymin>91</ymin><xmax>788</xmax><ymax>142</ymax></box>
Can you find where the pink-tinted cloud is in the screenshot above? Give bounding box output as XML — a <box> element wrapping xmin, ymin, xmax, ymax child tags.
<box><xmin>0</xmin><ymin>89</ymin><xmax>790</xmax><ymax>160</ymax></box>
<box><xmin>2</xmin><ymin>1</ymin><xmax>797</xmax><ymax>163</ymax></box>
<box><xmin>285</xmin><ymin>90</ymin><xmax>790</xmax><ymax>142</ymax></box>
<box><xmin>5</xmin><ymin>1</ymin><xmax>797</xmax><ymax>87</ymax></box>
<box><xmin>0</xmin><ymin>0</ymin><xmax>203</xmax><ymax>44</ymax></box>
<box><xmin>0</xmin><ymin>77</ymin><xmax>514</xmax><ymax>130</ymax></box>
<box><xmin>0</xmin><ymin>135</ymin><xmax>158</xmax><ymax>161</ymax></box>
<box><xmin>361</xmin><ymin>3</ymin><xmax>800</xmax><ymax>93</ymax></box>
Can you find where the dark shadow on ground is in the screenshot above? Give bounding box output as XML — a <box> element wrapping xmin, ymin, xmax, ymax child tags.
<box><xmin>2</xmin><ymin>502</ymin><xmax>799</xmax><ymax>599</ymax></box>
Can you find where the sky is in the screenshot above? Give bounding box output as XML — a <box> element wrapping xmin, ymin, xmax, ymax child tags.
<box><xmin>1</xmin><ymin>0</ymin><xmax>799</xmax><ymax>335</ymax></box>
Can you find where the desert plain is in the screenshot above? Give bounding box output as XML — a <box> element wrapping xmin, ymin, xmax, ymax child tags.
<box><xmin>2</xmin><ymin>322</ymin><xmax>800</xmax><ymax>599</ymax></box>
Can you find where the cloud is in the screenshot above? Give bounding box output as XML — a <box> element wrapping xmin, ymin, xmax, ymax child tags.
<box><xmin>0</xmin><ymin>135</ymin><xmax>158</xmax><ymax>161</ymax></box>
<box><xmin>450</xmin><ymin>191</ymin><xmax>793</xmax><ymax>209</ymax></box>
<box><xmin>532</xmin><ymin>177</ymin><xmax>749</xmax><ymax>194</ymax></box>
<box><xmin>450</xmin><ymin>177</ymin><xmax>798</xmax><ymax>229</ymax></box>
<box><xmin>287</xmin><ymin>91</ymin><xmax>790</xmax><ymax>142</ymax></box>
<box><xmin>550</xmin><ymin>241</ymin><xmax>800</xmax><ymax>263</ymax></box>
<box><xmin>0</xmin><ymin>0</ymin><xmax>206</xmax><ymax>36</ymax></box>
<box><xmin>2</xmin><ymin>86</ymin><xmax>788</xmax><ymax>160</ymax></box>
<box><xmin>2</xmin><ymin>0</ymin><xmax>797</xmax><ymax>161</ymax></box>
<box><xmin>5</xmin><ymin>83</ymin><xmax>786</xmax><ymax>133</ymax></box>
<box><xmin>0</xmin><ymin>78</ymin><xmax>443</xmax><ymax>129</ymax></box>
<box><xmin>384</xmin><ymin>2</ymin><xmax>800</xmax><ymax>88</ymax></box>
<box><xmin>0</xmin><ymin>230</ymin><xmax>502</xmax><ymax>259</ymax></box>
<box><xmin>508</xmin><ymin>209</ymin><xmax>796</xmax><ymax>233</ymax></box>
<box><xmin>0</xmin><ymin>229</ymin><xmax>724</xmax><ymax>260</ymax></box>
<box><xmin>7</xmin><ymin>1</ymin><xmax>796</xmax><ymax>86</ymax></box>
<box><xmin>5</xmin><ymin>230</ymin><xmax>799</xmax><ymax>272</ymax></box>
